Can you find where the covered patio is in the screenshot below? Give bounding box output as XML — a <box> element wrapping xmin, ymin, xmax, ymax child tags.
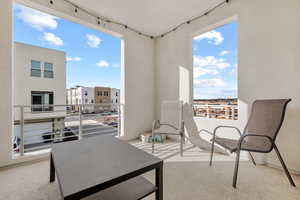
<box><xmin>1</xmin><ymin>141</ymin><xmax>300</xmax><ymax>200</ymax></box>
<box><xmin>1</xmin><ymin>0</ymin><xmax>300</xmax><ymax>199</ymax></box>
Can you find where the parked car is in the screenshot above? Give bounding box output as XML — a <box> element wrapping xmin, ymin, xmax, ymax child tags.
<box><xmin>102</xmin><ymin>112</ymin><xmax>112</xmax><ymax>116</ymax></box>
<box><xmin>108</xmin><ymin>122</ymin><xmax>118</xmax><ymax>128</ymax></box>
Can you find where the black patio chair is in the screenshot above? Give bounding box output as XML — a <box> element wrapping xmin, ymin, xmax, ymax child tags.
<box><xmin>210</xmin><ymin>99</ymin><xmax>296</xmax><ymax>188</ymax></box>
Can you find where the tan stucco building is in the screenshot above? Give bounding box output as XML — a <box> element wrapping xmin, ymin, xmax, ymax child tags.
<box><xmin>94</xmin><ymin>87</ymin><xmax>111</xmax><ymax>111</ymax></box>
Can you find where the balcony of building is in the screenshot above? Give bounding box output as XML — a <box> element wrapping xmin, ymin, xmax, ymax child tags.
<box><xmin>1</xmin><ymin>0</ymin><xmax>300</xmax><ymax>199</ymax></box>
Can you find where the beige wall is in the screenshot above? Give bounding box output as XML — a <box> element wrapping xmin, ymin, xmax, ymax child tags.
<box><xmin>155</xmin><ymin>0</ymin><xmax>300</xmax><ymax>172</ymax></box>
<box><xmin>94</xmin><ymin>87</ymin><xmax>111</xmax><ymax>104</ymax></box>
<box><xmin>0</xmin><ymin>0</ymin><xmax>13</xmax><ymax>167</ymax></box>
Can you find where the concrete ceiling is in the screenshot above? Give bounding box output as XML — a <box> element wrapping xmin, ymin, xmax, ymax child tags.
<box><xmin>69</xmin><ymin>0</ymin><xmax>222</xmax><ymax>36</ymax></box>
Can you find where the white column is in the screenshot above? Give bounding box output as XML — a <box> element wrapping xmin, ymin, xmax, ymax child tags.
<box><xmin>0</xmin><ymin>0</ymin><xmax>13</xmax><ymax>167</ymax></box>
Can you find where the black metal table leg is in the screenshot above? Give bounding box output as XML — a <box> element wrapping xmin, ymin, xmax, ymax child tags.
<box><xmin>155</xmin><ymin>163</ymin><xmax>163</xmax><ymax>200</ymax></box>
<box><xmin>50</xmin><ymin>153</ymin><xmax>55</xmax><ymax>182</ymax></box>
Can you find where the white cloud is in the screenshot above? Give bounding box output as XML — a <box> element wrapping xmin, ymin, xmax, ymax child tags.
<box><xmin>219</xmin><ymin>88</ymin><xmax>237</xmax><ymax>97</ymax></box>
<box><xmin>193</xmin><ymin>55</ymin><xmax>230</xmax><ymax>78</ymax></box>
<box><xmin>17</xmin><ymin>5</ymin><xmax>58</xmax><ymax>31</ymax></box>
<box><xmin>194</xmin><ymin>56</ymin><xmax>230</xmax><ymax>69</ymax></box>
<box><xmin>220</xmin><ymin>50</ymin><xmax>229</xmax><ymax>56</ymax></box>
<box><xmin>86</xmin><ymin>34</ymin><xmax>102</xmax><ymax>48</ymax></box>
<box><xmin>67</xmin><ymin>57</ymin><xmax>81</xmax><ymax>62</ymax></box>
<box><xmin>96</xmin><ymin>60</ymin><xmax>109</xmax><ymax>68</ymax></box>
<box><xmin>194</xmin><ymin>67</ymin><xmax>219</xmax><ymax>78</ymax></box>
<box><xmin>194</xmin><ymin>79</ymin><xmax>225</xmax><ymax>88</ymax></box>
<box><xmin>43</xmin><ymin>32</ymin><xmax>63</xmax><ymax>46</ymax></box>
<box><xmin>194</xmin><ymin>30</ymin><xmax>224</xmax><ymax>45</ymax></box>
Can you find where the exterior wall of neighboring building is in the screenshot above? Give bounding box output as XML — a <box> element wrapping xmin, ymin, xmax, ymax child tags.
<box><xmin>110</xmin><ymin>88</ymin><xmax>120</xmax><ymax>112</ymax></box>
<box><xmin>94</xmin><ymin>87</ymin><xmax>111</xmax><ymax>111</ymax></box>
<box><xmin>14</xmin><ymin>42</ymin><xmax>66</xmax><ymax>120</ymax></box>
<box><xmin>13</xmin><ymin>42</ymin><xmax>66</xmax><ymax>147</ymax></box>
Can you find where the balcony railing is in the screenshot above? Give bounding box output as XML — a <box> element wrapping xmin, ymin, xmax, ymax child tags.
<box><xmin>13</xmin><ymin>103</ymin><xmax>122</xmax><ymax>157</ymax></box>
<box><xmin>193</xmin><ymin>104</ymin><xmax>238</xmax><ymax>120</ymax></box>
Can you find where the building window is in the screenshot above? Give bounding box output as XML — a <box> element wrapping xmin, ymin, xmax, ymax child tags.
<box><xmin>31</xmin><ymin>60</ymin><xmax>41</xmax><ymax>77</ymax></box>
<box><xmin>31</xmin><ymin>91</ymin><xmax>53</xmax><ymax>112</ymax></box>
<box><xmin>85</xmin><ymin>91</ymin><xmax>88</xmax><ymax>96</ymax></box>
<box><xmin>91</xmin><ymin>100</ymin><xmax>94</xmax><ymax>104</ymax></box>
<box><xmin>44</xmin><ymin>62</ymin><xmax>54</xmax><ymax>78</ymax></box>
<box><xmin>116</xmin><ymin>92</ymin><xmax>118</xmax><ymax>96</ymax></box>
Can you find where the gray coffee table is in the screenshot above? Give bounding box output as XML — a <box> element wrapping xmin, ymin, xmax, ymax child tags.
<box><xmin>50</xmin><ymin>135</ymin><xmax>163</xmax><ymax>200</ymax></box>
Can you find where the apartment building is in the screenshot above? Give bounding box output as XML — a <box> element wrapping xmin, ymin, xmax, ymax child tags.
<box><xmin>94</xmin><ymin>87</ymin><xmax>111</xmax><ymax>111</ymax></box>
<box><xmin>193</xmin><ymin>98</ymin><xmax>238</xmax><ymax>120</ymax></box>
<box><xmin>67</xmin><ymin>86</ymin><xmax>95</xmax><ymax>113</ymax></box>
<box><xmin>67</xmin><ymin>86</ymin><xmax>120</xmax><ymax>112</ymax></box>
<box><xmin>110</xmin><ymin>88</ymin><xmax>120</xmax><ymax>112</ymax></box>
<box><xmin>14</xmin><ymin>42</ymin><xmax>66</xmax><ymax>145</ymax></box>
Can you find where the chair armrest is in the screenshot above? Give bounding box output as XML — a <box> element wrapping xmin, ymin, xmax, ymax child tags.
<box><xmin>211</xmin><ymin>125</ymin><xmax>242</xmax><ymax>142</ymax></box>
<box><xmin>199</xmin><ymin>129</ymin><xmax>213</xmax><ymax>136</ymax></box>
<box><xmin>159</xmin><ymin>123</ymin><xmax>179</xmax><ymax>131</ymax></box>
<box><xmin>152</xmin><ymin>120</ymin><xmax>160</xmax><ymax>131</ymax></box>
<box><xmin>237</xmin><ymin>134</ymin><xmax>274</xmax><ymax>149</ymax></box>
<box><xmin>213</xmin><ymin>125</ymin><xmax>242</xmax><ymax>137</ymax></box>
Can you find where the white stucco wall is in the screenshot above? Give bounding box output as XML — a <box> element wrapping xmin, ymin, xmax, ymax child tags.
<box><xmin>155</xmin><ymin>0</ymin><xmax>300</xmax><ymax>172</ymax></box>
<box><xmin>14</xmin><ymin>42</ymin><xmax>66</xmax><ymax>120</ymax></box>
<box><xmin>70</xmin><ymin>86</ymin><xmax>95</xmax><ymax>105</ymax></box>
<box><xmin>0</xmin><ymin>0</ymin><xmax>13</xmax><ymax>167</ymax></box>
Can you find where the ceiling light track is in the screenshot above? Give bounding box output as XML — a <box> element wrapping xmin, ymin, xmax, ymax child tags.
<box><xmin>49</xmin><ymin>0</ymin><xmax>230</xmax><ymax>39</ymax></box>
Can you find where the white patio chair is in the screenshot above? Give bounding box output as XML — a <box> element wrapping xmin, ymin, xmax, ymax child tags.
<box><xmin>152</xmin><ymin>101</ymin><xmax>184</xmax><ymax>156</ymax></box>
<box><xmin>182</xmin><ymin>103</ymin><xmax>227</xmax><ymax>154</ymax></box>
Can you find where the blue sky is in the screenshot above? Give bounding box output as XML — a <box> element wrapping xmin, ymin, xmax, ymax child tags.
<box><xmin>13</xmin><ymin>4</ymin><xmax>121</xmax><ymax>89</ymax></box>
<box><xmin>193</xmin><ymin>22</ymin><xmax>237</xmax><ymax>99</ymax></box>
<box><xmin>13</xmin><ymin>4</ymin><xmax>237</xmax><ymax>98</ymax></box>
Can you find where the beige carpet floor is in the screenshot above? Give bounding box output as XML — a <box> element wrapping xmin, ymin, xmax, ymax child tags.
<box><xmin>0</xmin><ymin>141</ymin><xmax>299</xmax><ymax>200</ymax></box>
